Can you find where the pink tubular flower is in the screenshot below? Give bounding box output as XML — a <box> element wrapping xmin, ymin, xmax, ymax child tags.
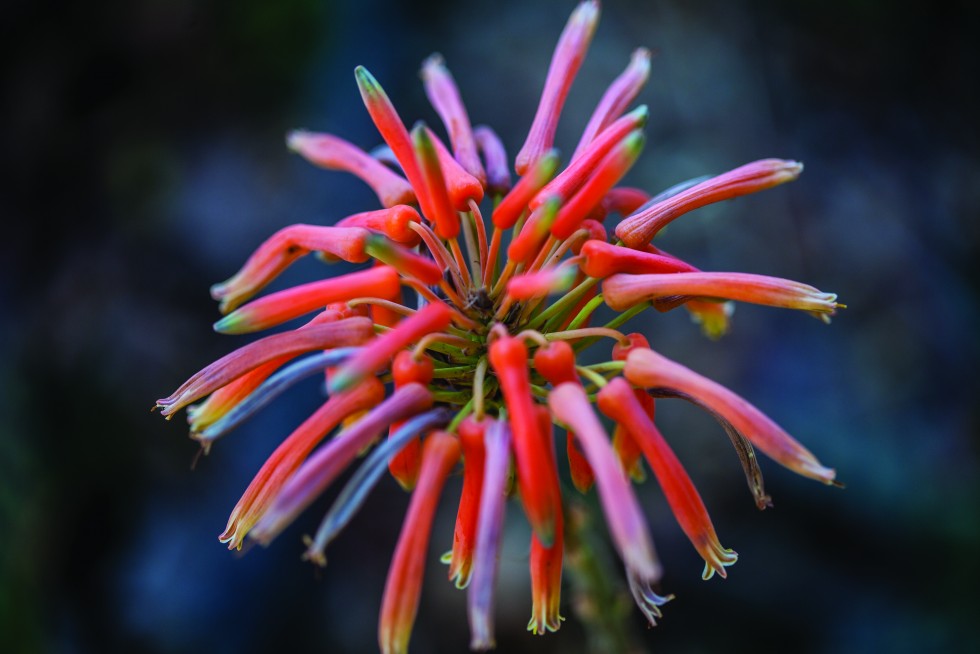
<box><xmin>515</xmin><ymin>0</ymin><xmax>600</xmax><ymax>175</ymax></box>
<box><xmin>549</xmin><ymin>382</ymin><xmax>661</xmax><ymax>582</ymax></box>
<box><xmin>379</xmin><ymin>431</ymin><xmax>461</xmax><ymax>654</ymax></box>
<box><xmin>286</xmin><ymin>130</ymin><xmax>416</xmax><ymax>208</ymax></box>
<box><xmin>624</xmin><ymin>347</ymin><xmax>838</xmax><ymax>485</ymax></box>
<box><xmin>603</xmin><ymin>270</ymin><xmax>840</xmax><ymax>320</ymax></box>
<box><xmin>159</xmin><ymin>3</ymin><xmax>843</xmax><ymax>651</ymax></box>
<box><xmin>421</xmin><ymin>55</ymin><xmax>486</xmax><ymax>185</ymax></box>
<box><xmin>445</xmin><ymin>417</ymin><xmax>487</xmax><ymax>589</ymax></box>
<box><xmin>615</xmin><ymin>158</ymin><xmax>804</xmax><ymax>248</ymax></box>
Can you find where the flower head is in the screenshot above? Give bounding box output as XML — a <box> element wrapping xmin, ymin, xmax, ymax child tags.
<box><xmin>158</xmin><ymin>3</ymin><xmax>842</xmax><ymax>651</ymax></box>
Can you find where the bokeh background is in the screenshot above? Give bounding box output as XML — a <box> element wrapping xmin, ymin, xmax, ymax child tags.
<box><xmin>2</xmin><ymin>0</ymin><xmax>978</xmax><ymax>652</ymax></box>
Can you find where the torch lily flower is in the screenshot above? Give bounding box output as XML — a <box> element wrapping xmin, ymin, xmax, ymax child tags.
<box><xmin>158</xmin><ymin>2</ymin><xmax>843</xmax><ymax>651</ymax></box>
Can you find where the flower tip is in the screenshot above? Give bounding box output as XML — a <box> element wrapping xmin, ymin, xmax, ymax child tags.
<box><xmin>285</xmin><ymin>129</ymin><xmax>309</xmax><ymax>152</ymax></box>
<box><xmin>354</xmin><ymin>65</ymin><xmax>382</xmax><ymax>96</ymax></box>
<box><xmin>212</xmin><ymin>312</ymin><xmax>245</xmax><ymax>334</ymax></box>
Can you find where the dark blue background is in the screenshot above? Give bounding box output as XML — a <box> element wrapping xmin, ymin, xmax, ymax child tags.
<box><xmin>2</xmin><ymin>0</ymin><xmax>977</xmax><ymax>652</ymax></box>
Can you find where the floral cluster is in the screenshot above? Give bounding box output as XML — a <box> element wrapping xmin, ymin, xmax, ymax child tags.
<box><xmin>157</xmin><ymin>2</ymin><xmax>841</xmax><ymax>652</ymax></box>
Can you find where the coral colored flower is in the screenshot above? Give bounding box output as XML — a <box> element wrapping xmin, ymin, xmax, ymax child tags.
<box><xmin>158</xmin><ymin>3</ymin><xmax>843</xmax><ymax>651</ymax></box>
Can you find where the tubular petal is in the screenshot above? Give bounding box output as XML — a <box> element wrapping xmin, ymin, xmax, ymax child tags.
<box><xmin>421</xmin><ymin>54</ymin><xmax>487</xmax><ymax>185</ymax></box>
<box><xmin>598</xmin><ymin>378</ymin><xmax>737</xmax><ymax>579</ymax></box>
<box><xmin>306</xmin><ymin>408</ymin><xmax>453</xmax><ymax>564</ymax></box>
<box><xmin>491</xmin><ymin>150</ymin><xmax>559</xmax><ymax>229</ymax></box>
<box><xmin>527</xmin><ymin>406</ymin><xmax>564</xmax><ymax>635</ymax></box>
<box><xmin>328</xmin><ymin>301</ymin><xmax>454</xmax><ymax>394</ymax></box>
<box><xmin>531</xmin><ymin>105</ymin><xmax>647</xmax><ymax>211</ymax></box>
<box><xmin>602</xmin><ymin>271</ymin><xmax>839</xmax><ymax>318</ymax></box>
<box><xmin>355</xmin><ymin>66</ymin><xmax>431</xmax><ymax>213</ymax></box>
<box><xmin>548</xmin><ymin>382</ymin><xmax>660</xmax><ymax>581</ymax></box>
<box><xmin>214</xmin><ymin>266</ymin><xmax>400</xmax><ymax>335</ymax></box>
<box><xmin>624</xmin><ymin>348</ymin><xmax>837</xmax><ymax>484</ymax></box>
<box><xmin>578</xmin><ymin>239</ymin><xmax>697</xmax><ymax>278</ymax></box>
<box><xmin>335</xmin><ymin>205</ymin><xmax>422</xmax><ymax>246</ymax></box>
<box><xmin>615</xmin><ymin>159</ymin><xmax>804</xmax><ymax>247</ymax></box>
<box><xmin>411</xmin><ymin>123</ymin><xmax>461</xmax><ymax>239</ymax></box>
<box><xmin>249</xmin><ymin>383</ymin><xmax>434</xmax><ymax>545</ymax></box>
<box><xmin>365</xmin><ymin>233</ymin><xmax>443</xmax><ymax>285</ymax></box>
<box><xmin>218</xmin><ymin>378</ymin><xmax>384</xmax><ymax>549</ymax></box>
<box><xmin>473</xmin><ymin>125</ymin><xmax>511</xmax><ymax>195</ymax></box>
<box><xmin>550</xmin><ymin>130</ymin><xmax>645</xmax><ymax>239</ymax></box>
<box><xmin>515</xmin><ymin>0</ymin><xmax>600</xmax><ymax>174</ymax></box>
<box><xmin>447</xmin><ymin>417</ymin><xmax>488</xmax><ymax>589</ymax></box>
<box><xmin>195</xmin><ymin>349</ymin><xmax>360</xmax><ymax>445</ymax></box>
<box><xmin>379</xmin><ymin>432</ymin><xmax>461</xmax><ymax>654</ymax></box>
<box><xmin>286</xmin><ymin>130</ymin><xmax>416</xmax><ymax>208</ymax></box>
<box><xmin>573</xmin><ymin>47</ymin><xmax>652</xmax><ymax>160</ymax></box>
<box><xmin>467</xmin><ymin>420</ymin><xmax>511</xmax><ymax>651</ymax></box>
<box><xmin>156</xmin><ymin>317</ymin><xmax>373</xmax><ymax>417</ymax></box>
<box><xmin>488</xmin><ymin>335</ymin><xmax>560</xmax><ymax>545</ymax></box>
<box><xmin>210</xmin><ymin>225</ymin><xmax>372</xmax><ymax>314</ymax></box>
<box><xmin>425</xmin><ymin>126</ymin><xmax>485</xmax><ymax>210</ymax></box>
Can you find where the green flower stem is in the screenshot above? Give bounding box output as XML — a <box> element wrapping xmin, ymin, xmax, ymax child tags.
<box><xmin>530</xmin><ymin>277</ymin><xmax>600</xmax><ymax>331</ymax></box>
<box><xmin>447</xmin><ymin>397</ymin><xmax>475</xmax><ymax>432</ymax></box>
<box><xmin>565</xmin><ymin>294</ymin><xmax>605</xmax><ymax>331</ymax></box>
<box><xmin>573</xmin><ymin>301</ymin><xmax>650</xmax><ymax>353</ymax></box>
<box><xmin>431</xmin><ymin>365</ymin><xmax>478</xmax><ymax>379</ymax></box>
<box><xmin>564</xmin><ymin>499</ymin><xmax>639</xmax><ymax>654</ymax></box>
<box><xmin>583</xmin><ymin>361</ymin><xmax>626</xmax><ymax>374</ymax></box>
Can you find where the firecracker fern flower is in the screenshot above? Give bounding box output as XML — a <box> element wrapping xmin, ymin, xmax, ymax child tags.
<box><xmin>157</xmin><ymin>2</ymin><xmax>843</xmax><ymax>652</ymax></box>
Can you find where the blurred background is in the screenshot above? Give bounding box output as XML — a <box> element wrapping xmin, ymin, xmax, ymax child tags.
<box><xmin>2</xmin><ymin>0</ymin><xmax>978</xmax><ymax>652</ymax></box>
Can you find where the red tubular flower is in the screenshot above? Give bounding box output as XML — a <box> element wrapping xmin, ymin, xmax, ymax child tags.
<box><xmin>210</xmin><ymin>225</ymin><xmax>372</xmax><ymax>313</ymax></box>
<box><xmin>533</xmin><ymin>342</ymin><xmax>595</xmax><ymax>492</ymax></box>
<box><xmin>387</xmin><ymin>351</ymin><xmax>434</xmax><ymax>490</ymax></box>
<box><xmin>600</xmin><ymin>186</ymin><xmax>650</xmax><ymax>218</ymax></box>
<box><xmin>598</xmin><ymin>377</ymin><xmax>737</xmax><ymax>579</ymax></box>
<box><xmin>161</xmin><ymin>4</ymin><xmax>842</xmax><ymax>649</ymax></box>
<box><xmin>355</xmin><ymin>66</ymin><xmax>429</xmax><ymax>210</ymax></box>
<box><xmin>550</xmin><ymin>130</ymin><xmax>645</xmax><ymax>240</ymax></box>
<box><xmin>411</xmin><ymin>123</ymin><xmax>461</xmax><ymax>239</ymax></box>
<box><xmin>507</xmin><ymin>196</ymin><xmax>561</xmax><ymax>264</ymax></box>
<box><xmin>602</xmin><ymin>271</ymin><xmax>840</xmax><ymax>319</ymax></box>
<box><xmin>506</xmin><ymin>265</ymin><xmax>577</xmax><ymax>301</ymax></box>
<box><xmin>213</xmin><ymin>265</ymin><xmax>400</xmax><ymax>335</ymax></box>
<box><xmin>531</xmin><ymin>105</ymin><xmax>648</xmax><ymax>211</ymax></box>
<box><xmin>425</xmin><ymin>126</ymin><xmax>485</xmax><ymax>211</ymax></box>
<box><xmin>379</xmin><ymin>432</ymin><xmax>461</xmax><ymax>654</ymax></box>
<box><xmin>335</xmin><ymin>205</ymin><xmax>422</xmax><ymax>247</ymax></box>
<box><xmin>548</xmin><ymin>382</ymin><xmax>661</xmax><ymax>582</ymax></box>
<box><xmin>329</xmin><ymin>301</ymin><xmax>453</xmax><ymax>394</ymax></box>
<box><xmin>488</xmin><ymin>335</ymin><xmax>560</xmax><ymax>546</ymax></box>
<box><xmin>615</xmin><ymin>158</ymin><xmax>804</xmax><ymax>248</ymax></box>
<box><xmin>491</xmin><ymin>150</ymin><xmax>559</xmax><ymax>229</ymax></box>
<box><xmin>528</xmin><ymin>405</ymin><xmax>564</xmax><ymax>635</ymax></box>
<box><xmin>445</xmin><ymin>416</ymin><xmax>487</xmax><ymax>589</ymax></box>
<box><xmin>516</xmin><ymin>0</ymin><xmax>600</xmax><ymax>175</ymax></box>
<box><xmin>573</xmin><ymin>47</ymin><xmax>652</xmax><ymax>160</ymax></box>
<box><xmin>421</xmin><ymin>54</ymin><xmax>486</xmax><ymax>185</ymax></box>
<box><xmin>286</xmin><ymin>130</ymin><xmax>416</xmax><ymax>208</ymax></box>
<box><xmin>624</xmin><ymin>347</ymin><xmax>838</xmax><ymax>485</ymax></box>
<box><xmin>364</xmin><ymin>233</ymin><xmax>443</xmax><ymax>285</ymax></box>
<box><xmin>578</xmin><ymin>239</ymin><xmax>697</xmax><ymax>278</ymax></box>
<box><xmin>220</xmin><ymin>378</ymin><xmax>385</xmax><ymax>549</ymax></box>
